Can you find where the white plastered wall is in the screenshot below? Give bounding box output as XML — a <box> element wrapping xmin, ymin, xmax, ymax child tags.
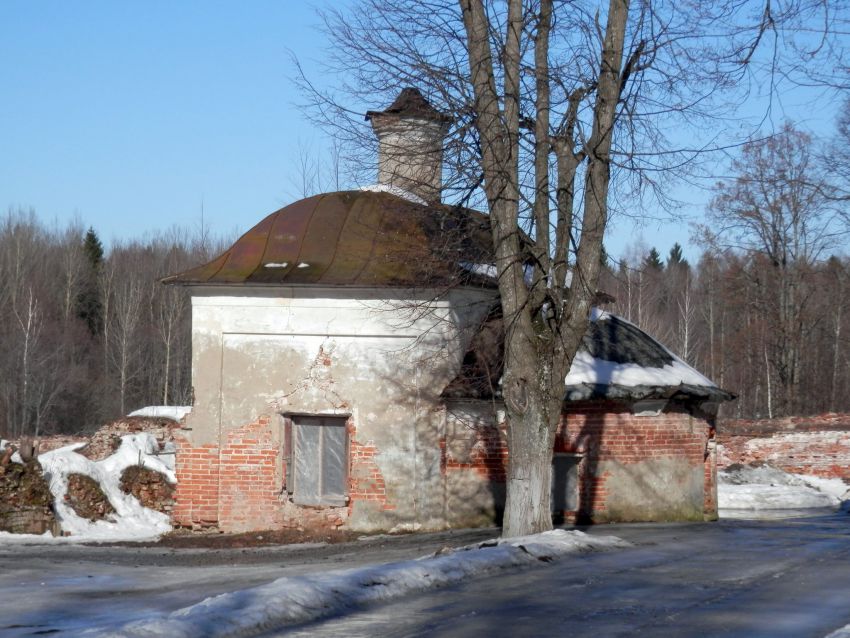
<box><xmin>181</xmin><ymin>285</ymin><xmax>496</xmax><ymax>531</ymax></box>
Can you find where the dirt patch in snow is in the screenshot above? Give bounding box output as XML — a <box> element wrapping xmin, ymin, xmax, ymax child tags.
<box><xmin>0</xmin><ymin>460</ymin><xmax>55</xmax><ymax>534</ymax></box>
<box><xmin>120</xmin><ymin>466</ymin><xmax>174</xmax><ymax>514</ymax></box>
<box><xmin>65</xmin><ymin>473</ymin><xmax>115</xmax><ymax>521</ymax></box>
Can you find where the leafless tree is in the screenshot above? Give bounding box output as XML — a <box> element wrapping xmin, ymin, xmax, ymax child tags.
<box><xmin>706</xmin><ymin>124</ymin><xmax>847</xmax><ymax>415</ymax></box>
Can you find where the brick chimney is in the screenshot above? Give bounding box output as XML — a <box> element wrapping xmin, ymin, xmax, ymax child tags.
<box><xmin>365</xmin><ymin>87</ymin><xmax>451</xmax><ymax>205</ymax></box>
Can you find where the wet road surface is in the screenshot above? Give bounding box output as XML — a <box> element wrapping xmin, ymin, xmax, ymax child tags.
<box><xmin>284</xmin><ymin>514</ymin><xmax>850</xmax><ymax>637</ymax></box>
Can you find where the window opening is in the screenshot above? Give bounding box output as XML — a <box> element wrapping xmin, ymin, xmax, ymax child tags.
<box><xmin>284</xmin><ymin>415</ymin><xmax>348</xmax><ymax>506</ymax></box>
<box><xmin>551</xmin><ymin>453</ymin><xmax>581</xmax><ymax>515</ymax></box>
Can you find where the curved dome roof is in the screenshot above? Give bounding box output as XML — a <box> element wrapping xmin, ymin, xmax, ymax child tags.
<box><xmin>164</xmin><ymin>190</ymin><xmax>495</xmax><ymax>288</ymax></box>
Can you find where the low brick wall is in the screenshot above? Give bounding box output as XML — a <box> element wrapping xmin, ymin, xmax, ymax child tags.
<box><xmin>0</xmin><ymin>461</ymin><xmax>55</xmax><ymax>534</ymax></box>
<box><xmin>718</xmin><ymin>413</ymin><xmax>850</xmax><ymax>481</ymax></box>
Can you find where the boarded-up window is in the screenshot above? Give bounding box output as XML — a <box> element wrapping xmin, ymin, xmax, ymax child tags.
<box><xmin>551</xmin><ymin>454</ymin><xmax>580</xmax><ymax>513</ymax></box>
<box><xmin>286</xmin><ymin>415</ymin><xmax>348</xmax><ymax>506</ymax></box>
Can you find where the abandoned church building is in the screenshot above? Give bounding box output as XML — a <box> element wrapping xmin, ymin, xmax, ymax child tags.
<box><xmin>164</xmin><ymin>88</ymin><xmax>733</xmax><ymax>533</ymax></box>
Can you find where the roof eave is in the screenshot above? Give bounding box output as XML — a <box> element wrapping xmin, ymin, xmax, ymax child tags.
<box><xmin>564</xmin><ymin>382</ymin><xmax>735</xmax><ymax>403</ymax></box>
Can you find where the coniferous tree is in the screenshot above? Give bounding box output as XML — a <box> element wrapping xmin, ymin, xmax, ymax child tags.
<box><xmin>76</xmin><ymin>227</ymin><xmax>104</xmax><ymax>336</ymax></box>
<box><xmin>644</xmin><ymin>247</ymin><xmax>664</xmax><ymax>271</ymax></box>
<box><xmin>667</xmin><ymin>243</ymin><xmax>689</xmax><ymax>270</ymax></box>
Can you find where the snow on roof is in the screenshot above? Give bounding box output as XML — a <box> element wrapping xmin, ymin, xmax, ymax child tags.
<box><xmin>566</xmin><ymin>310</ymin><xmax>714</xmax><ymax>388</ymax></box>
<box><xmin>359</xmin><ymin>183</ymin><xmax>427</xmax><ymax>205</ymax></box>
<box><xmin>446</xmin><ymin>306</ymin><xmax>731</xmax><ymax>402</ymax></box>
<box><xmin>128</xmin><ymin>406</ymin><xmax>192</xmax><ymax>421</ymax></box>
<box><xmin>563</xmin><ymin>309</ymin><xmax>732</xmax><ymax>402</ymax></box>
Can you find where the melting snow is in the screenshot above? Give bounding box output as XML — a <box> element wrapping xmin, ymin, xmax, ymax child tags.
<box><xmin>88</xmin><ymin>529</ymin><xmax>628</xmax><ymax>636</ymax></box>
<box><xmin>718</xmin><ymin>464</ymin><xmax>850</xmax><ymax>519</ymax></box>
<box><xmin>460</xmin><ymin>261</ymin><xmax>498</xmax><ymax>279</ymax></box>
<box><xmin>565</xmin><ymin>348</ymin><xmax>715</xmax><ymax>388</ymax></box>
<box><xmin>128</xmin><ymin>405</ymin><xmax>192</xmax><ymax>421</ymax></box>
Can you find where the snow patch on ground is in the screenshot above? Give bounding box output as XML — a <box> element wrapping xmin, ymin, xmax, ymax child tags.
<box><xmin>128</xmin><ymin>405</ymin><xmax>192</xmax><ymax>421</ymax></box>
<box><xmin>88</xmin><ymin>529</ymin><xmax>629</xmax><ymax>637</ymax></box>
<box><xmin>13</xmin><ymin>434</ymin><xmax>176</xmax><ymax>543</ymax></box>
<box><xmin>718</xmin><ymin>464</ymin><xmax>850</xmax><ymax>519</ymax></box>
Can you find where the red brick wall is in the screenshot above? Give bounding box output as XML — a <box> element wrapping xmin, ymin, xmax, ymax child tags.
<box><xmin>441</xmin><ymin>423</ymin><xmax>508</xmax><ymax>482</ymax></box>
<box><xmin>349</xmin><ymin>435</ymin><xmax>394</xmax><ymax>512</ymax></box>
<box><xmin>175</xmin><ymin>402</ymin><xmax>719</xmax><ymax>532</ymax></box>
<box><xmin>441</xmin><ymin>401</ymin><xmax>716</xmax><ymax>524</ymax></box>
<box><xmin>174</xmin><ymin>415</ymin><xmax>397</xmax><ymax>532</ymax></box>
<box><xmin>555</xmin><ymin>402</ymin><xmax>715</xmax><ymax>521</ymax></box>
<box><xmin>218</xmin><ymin>417</ymin><xmax>284</xmax><ymax>532</ymax></box>
<box><xmin>173</xmin><ymin>437</ymin><xmax>220</xmax><ymax>529</ymax></box>
<box><xmin>718</xmin><ymin>413</ymin><xmax>850</xmax><ymax>480</ymax></box>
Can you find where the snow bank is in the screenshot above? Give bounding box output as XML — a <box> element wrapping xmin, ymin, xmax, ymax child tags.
<box><xmin>827</xmin><ymin>623</ymin><xmax>850</xmax><ymax>638</ymax></box>
<box><xmin>32</xmin><ymin>434</ymin><xmax>175</xmax><ymax>542</ymax></box>
<box><xmin>718</xmin><ymin>464</ymin><xmax>850</xmax><ymax>518</ymax></box>
<box><xmin>128</xmin><ymin>405</ymin><xmax>192</xmax><ymax>421</ymax></box>
<box><xmin>89</xmin><ymin>529</ymin><xmax>629</xmax><ymax>637</ymax></box>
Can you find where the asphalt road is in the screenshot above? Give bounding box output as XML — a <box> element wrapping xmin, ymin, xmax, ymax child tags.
<box><xmin>3</xmin><ymin>515</ymin><xmax>850</xmax><ymax>637</ymax></box>
<box><xmin>0</xmin><ymin>527</ymin><xmax>498</xmax><ymax>636</ymax></box>
<box><xmin>284</xmin><ymin>514</ymin><xmax>850</xmax><ymax>638</ymax></box>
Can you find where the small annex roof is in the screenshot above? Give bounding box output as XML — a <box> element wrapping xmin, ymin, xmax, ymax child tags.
<box><xmin>443</xmin><ymin>307</ymin><xmax>733</xmax><ymax>404</ymax></box>
<box><xmin>163</xmin><ymin>190</ymin><xmax>494</xmax><ymax>289</ymax></box>
<box><xmin>563</xmin><ymin>309</ymin><xmax>733</xmax><ymax>403</ymax></box>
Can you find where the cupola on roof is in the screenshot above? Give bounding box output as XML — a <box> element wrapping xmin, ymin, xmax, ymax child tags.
<box><xmin>365</xmin><ymin>87</ymin><xmax>452</xmax><ymax>123</ymax></box>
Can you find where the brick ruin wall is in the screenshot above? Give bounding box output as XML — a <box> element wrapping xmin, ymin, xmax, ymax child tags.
<box><xmin>1</xmin><ymin>417</ymin><xmax>178</xmax><ymax>534</ymax></box>
<box><xmin>718</xmin><ymin>413</ymin><xmax>850</xmax><ymax>481</ymax></box>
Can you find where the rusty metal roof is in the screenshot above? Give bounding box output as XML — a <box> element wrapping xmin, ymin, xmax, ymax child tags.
<box><xmin>163</xmin><ymin>190</ymin><xmax>495</xmax><ymax>288</ymax></box>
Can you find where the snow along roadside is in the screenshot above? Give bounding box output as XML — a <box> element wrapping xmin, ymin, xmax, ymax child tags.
<box><xmin>86</xmin><ymin>529</ymin><xmax>629</xmax><ymax>638</ymax></box>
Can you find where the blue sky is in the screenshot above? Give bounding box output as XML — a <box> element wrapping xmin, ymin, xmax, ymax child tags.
<box><xmin>1</xmin><ymin>1</ymin><xmax>332</xmax><ymax>245</ymax></box>
<box><xmin>0</xmin><ymin>1</ymin><xmax>843</xmax><ymax>261</ymax></box>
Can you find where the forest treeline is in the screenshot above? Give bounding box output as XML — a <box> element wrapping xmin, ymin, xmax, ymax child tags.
<box><xmin>0</xmin><ymin>213</ymin><xmax>229</xmax><ymax>438</ymax></box>
<box><xmin>1</xmin><ymin>209</ymin><xmax>845</xmax><ymax>439</ymax></box>
<box><xmin>600</xmin><ymin>244</ymin><xmax>848</xmax><ymax>419</ymax></box>
<box><xmin>1</xmin><ymin>125</ymin><xmax>848</xmax><ymax>437</ymax></box>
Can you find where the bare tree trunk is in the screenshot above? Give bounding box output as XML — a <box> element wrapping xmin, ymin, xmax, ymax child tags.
<box><xmin>831</xmin><ymin>303</ymin><xmax>842</xmax><ymax>412</ymax></box>
<box><xmin>764</xmin><ymin>343</ymin><xmax>773</xmax><ymax>419</ymax></box>
<box><xmin>460</xmin><ymin>0</ymin><xmax>629</xmax><ymax>537</ymax></box>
